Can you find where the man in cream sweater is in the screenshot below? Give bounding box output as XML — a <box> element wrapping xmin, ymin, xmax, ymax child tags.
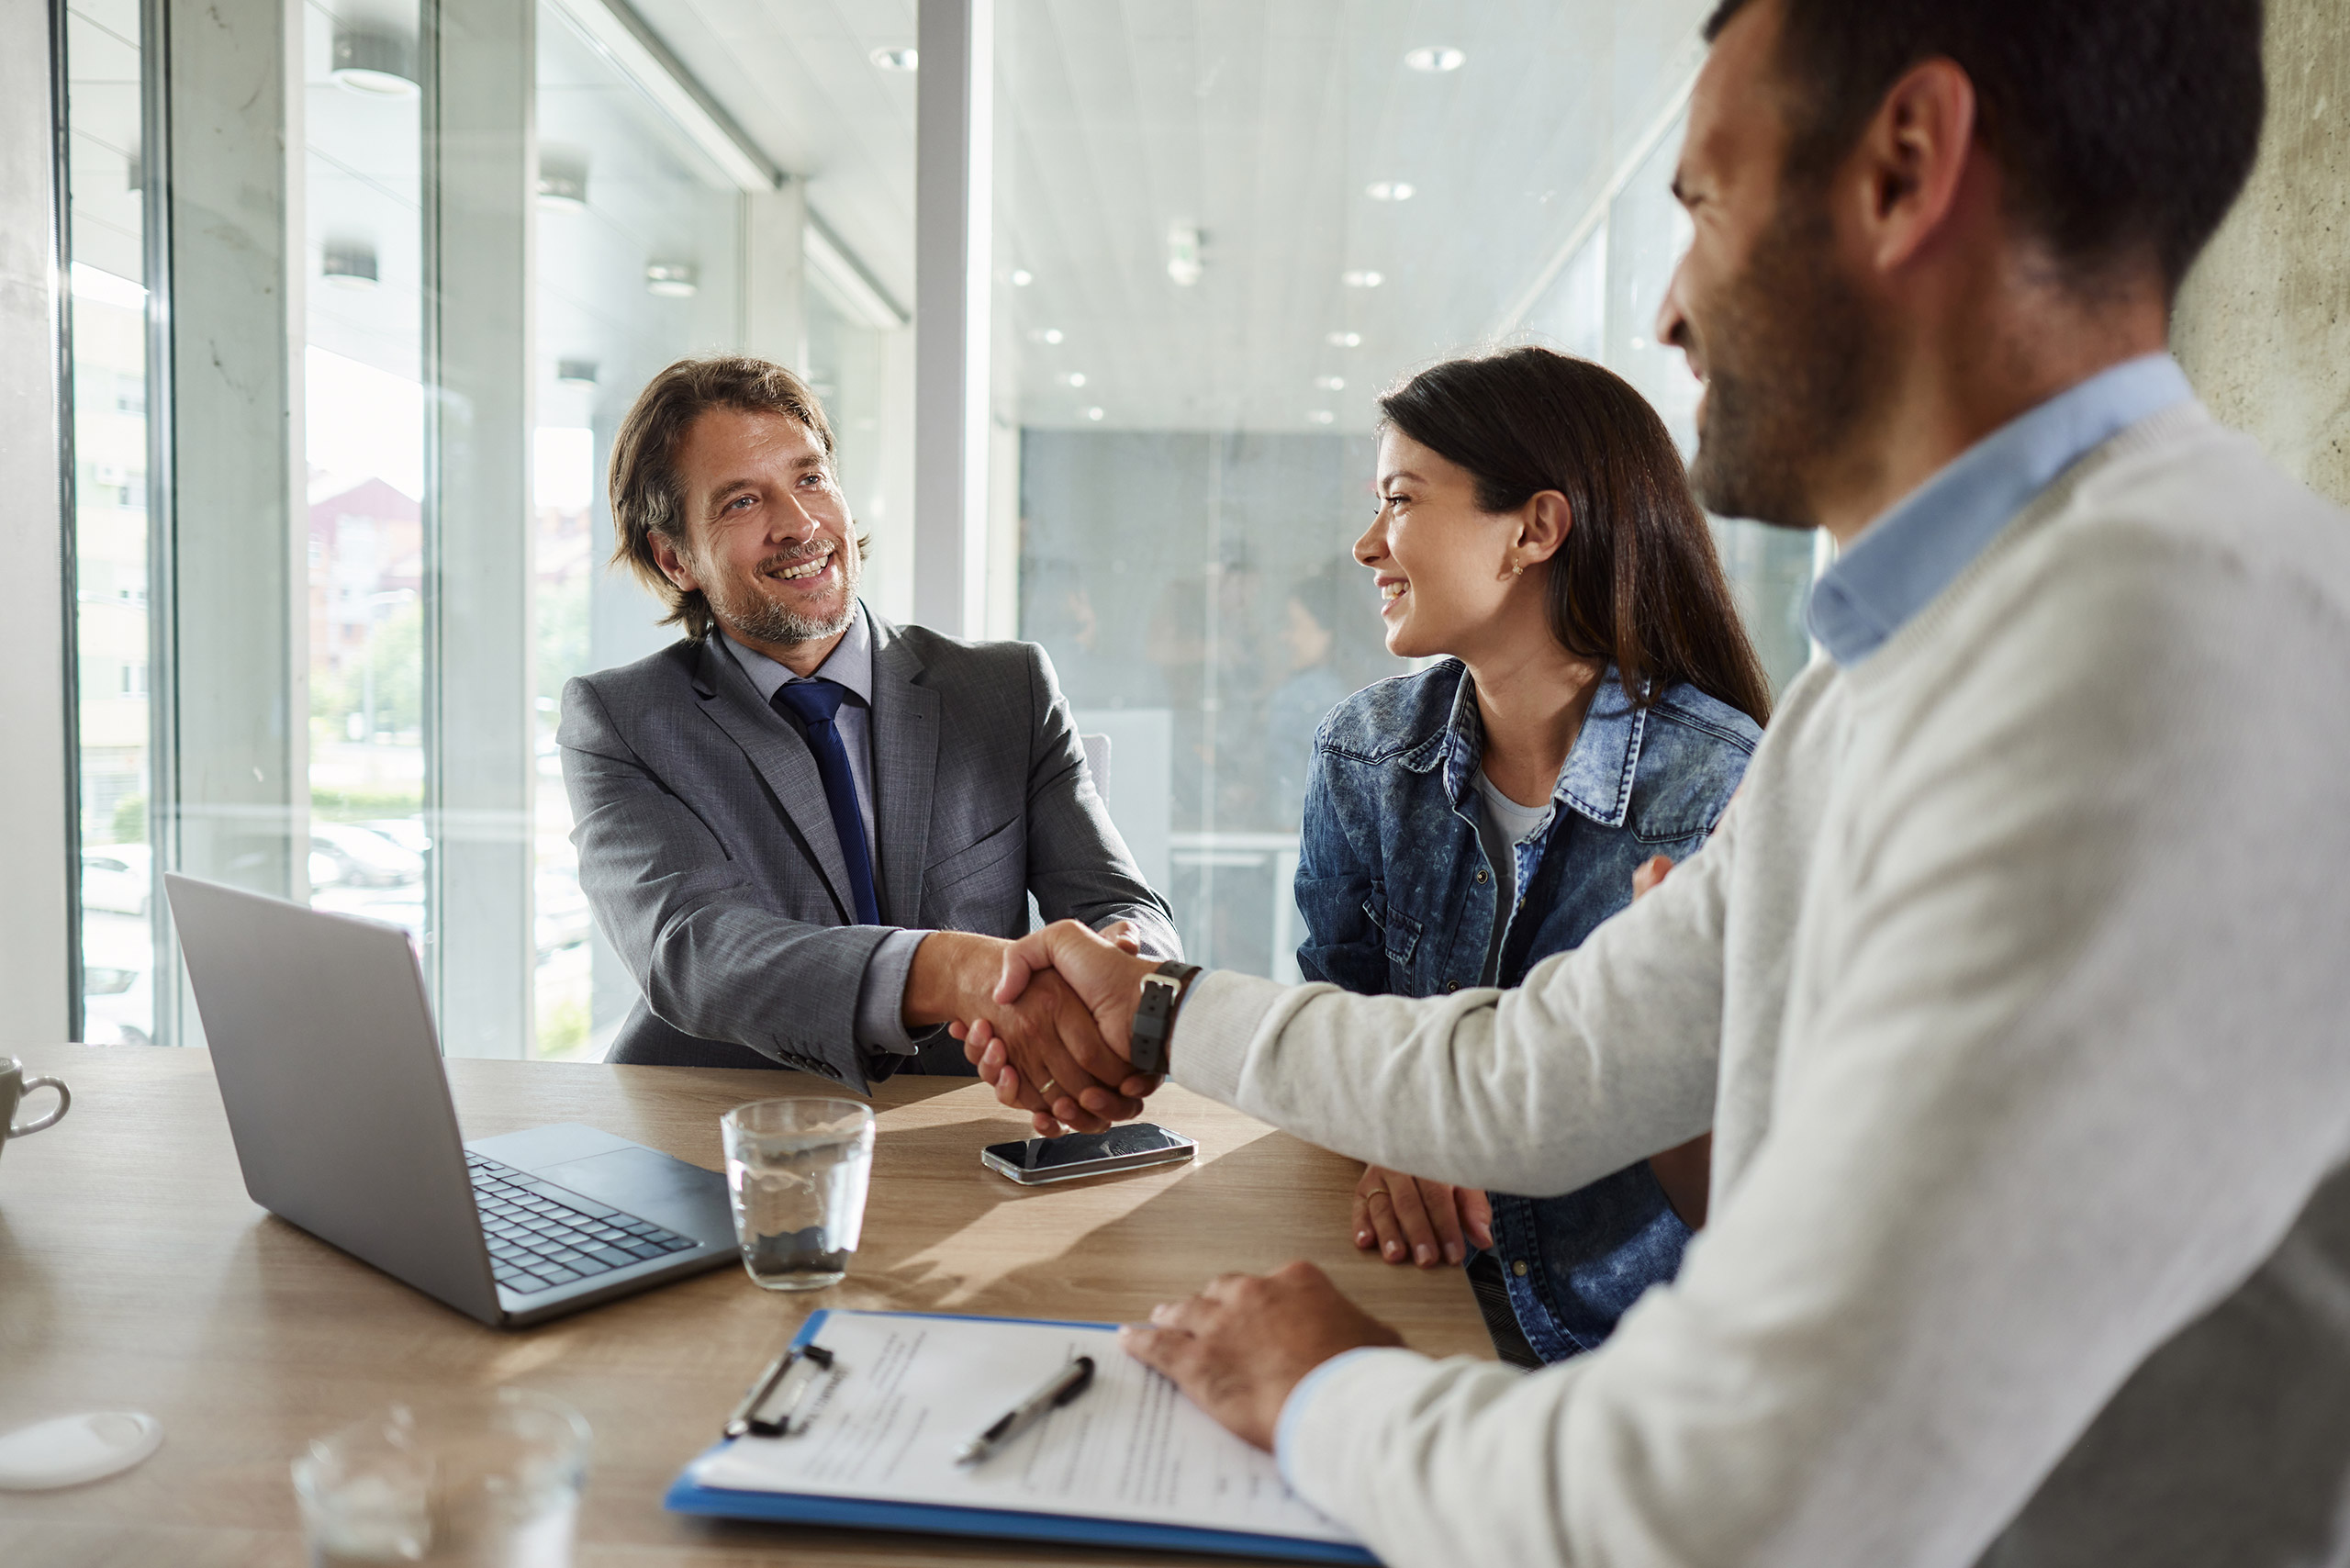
<box><xmin>963</xmin><ymin>0</ymin><xmax>2350</xmax><ymax>1562</ymax></box>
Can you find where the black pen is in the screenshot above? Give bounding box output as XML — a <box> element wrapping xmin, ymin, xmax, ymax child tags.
<box><xmin>954</xmin><ymin>1355</ymin><xmax>1095</xmax><ymax>1465</ymax></box>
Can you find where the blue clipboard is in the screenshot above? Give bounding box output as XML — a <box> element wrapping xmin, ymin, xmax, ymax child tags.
<box><xmin>665</xmin><ymin>1307</ymin><xmax>1380</xmax><ymax>1564</ymax></box>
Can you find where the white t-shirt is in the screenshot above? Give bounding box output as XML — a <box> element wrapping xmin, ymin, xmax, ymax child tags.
<box><xmin>1471</xmin><ymin>767</ymin><xmax>1554</xmax><ymax>982</ymax></box>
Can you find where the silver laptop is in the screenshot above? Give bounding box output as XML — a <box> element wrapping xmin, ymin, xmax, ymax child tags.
<box><xmin>165</xmin><ymin>873</ymin><xmax>738</xmax><ymax>1327</ymax></box>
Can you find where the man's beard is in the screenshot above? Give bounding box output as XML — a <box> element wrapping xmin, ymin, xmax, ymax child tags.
<box><xmin>702</xmin><ymin>533</ymin><xmax>863</xmax><ymax>645</ymax></box>
<box><xmin>1686</xmin><ymin>192</ymin><xmax>1881</xmax><ymax>530</ymax></box>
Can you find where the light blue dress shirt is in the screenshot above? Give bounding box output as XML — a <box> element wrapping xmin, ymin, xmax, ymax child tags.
<box><xmin>1807</xmin><ymin>353</ymin><xmax>2195</xmax><ymax>666</ymax></box>
<box><xmin>724</xmin><ymin>604</ymin><xmax>930</xmax><ymax>1057</ymax></box>
<box><xmin>1274</xmin><ymin>353</ymin><xmax>2201</xmax><ymax>1486</ymax></box>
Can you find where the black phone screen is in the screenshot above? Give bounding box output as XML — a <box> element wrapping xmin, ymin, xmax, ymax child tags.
<box><xmin>984</xmin><ymin>1123</ymin><xmax>1190</xmax><ymax>1171</ymax></box>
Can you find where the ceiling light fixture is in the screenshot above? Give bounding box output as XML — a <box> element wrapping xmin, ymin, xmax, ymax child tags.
<box><xmin>1314</xmin><ymin>375</ymin><xmax>1346</xmax><ymax>392</ymax></box>
<box><xmin>555</xmin><ymin>359</ymin><xmax>599</xmax><ymax>386</ymax></box>
<box><xmin>1028</xmin><ymin>328</ymin><xmax>1064</xmax><ymax>344</ymax></box>
<box><xmin>1341</xmin><ymin>270</ymin><xmax>1384</xmax><ymax>288</ymax></box>
<box><xmin>1010</xmin><ymin>269</ymin><xmax>1034</xmax><ymax>287</ymax></box>
<box><xmin>331</xmin><ymin>27</ymin><xmax>420</xmax><ymax>96</ymax></box>
<box><xmin>1085</xmin><ymin>407</ymin><xmax>1105</xmax><ymax>421</ymax></box>
<box><xmin>1404</xmin><ymin>46</ymin><xmax>1465</xmax><ymax>73</ymax></box>
<box><xmin>1365</xmin><ymin>181</ymin><xmax>1415</xmax><ymax>202</ymax></box>
<box><xmin>645</xmin><ymin>262</ymin><xmax>699</xmax><ymax>298</ymax></box>
<box><xmin>538</xmin><ymin>149</ymin><xmax>589</xmax><ymax>212</ymax></box>
<box><xmin>1064</xmin><ymin>372</ymin><xmax>1088</xmax><ymax>388</ymax></box>
<box><xmin>1307</xmin><ymin>410</ymin><xmax>1336</xmax><ymax>425</ymax></box>
<box><xmin>321</xmin><ymin>241</ymin><xmax>379</xmax><ymax>290</ymax></box>
<box><xmin>1327</xmin><ymin>330</ymin><xmax>1362</xmax><ymax>348</ymax></box>
<box><xmin>1166</xmin><ymin>225</ymin><xmax>1203</xmax><ymax>287</ymax></box>
<box><xmin>870</xmin><ymin>46</ymin><xmax>918</xmax><ymax>71</ymax></box>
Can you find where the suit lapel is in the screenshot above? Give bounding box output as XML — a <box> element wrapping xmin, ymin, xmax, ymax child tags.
<box><xmin>867</xmin><ymin>617</ymin><xmax>938</xmax><ymax>927</ymax></box>
<box><xmin>691</xmin><ymin>638</ymin><xmax>855</xmax><ymax>921</ymax></box>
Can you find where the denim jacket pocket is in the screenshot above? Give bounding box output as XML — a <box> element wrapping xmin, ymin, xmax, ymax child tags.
<box><xmin>1369</xmin><ymin>902</ymin><xmax>1421</xmax><ymax>966</ymax></box>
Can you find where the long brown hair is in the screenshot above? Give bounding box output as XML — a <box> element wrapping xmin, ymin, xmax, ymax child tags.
<box><xmin>1379</xmin><ymin>346</ymin><xmax>1773</xmax><ymax>724</ymax></box>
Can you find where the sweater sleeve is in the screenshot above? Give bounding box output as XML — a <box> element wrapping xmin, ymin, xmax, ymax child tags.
<box><xmin>1170</xmin><ymin>809</ymin><xmax>1731</xmax><ymax>1201</ymax></box>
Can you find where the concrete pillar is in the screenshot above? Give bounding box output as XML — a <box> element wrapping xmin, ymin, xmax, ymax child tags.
<box><xmin>421</xmin><ymin>0</ymin><xmax>534</xmax><ymax>1057</ymax></box>
<box><xmin>0</xmin><ymin>0</ymin><xmax>74</xmax><ymax>1047</ymax></box>
<box><xmin>157</xmin><ymin>0</ymin><xmax>308</xmax><ymax>1046</ymax></box>
<box><xmin>913</xmin><ymin>0</ymin><xmax>992</xmax><ymax>636</ymax></box>
<box><xmin>743</xmin><ymin>184</ymin><xmax>808</xmax><ymax>373</ymax></box>
<box><xmin>2173</xmin><ymin>0</ymin><xmax>2350</xmax><ymax>506</ymax></box>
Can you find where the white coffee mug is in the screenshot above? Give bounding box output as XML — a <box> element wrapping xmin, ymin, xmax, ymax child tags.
<box><xmin>0</xmin><ymin>1058</ymin><xmax>70</xmax><ymax>1162</ymax></box>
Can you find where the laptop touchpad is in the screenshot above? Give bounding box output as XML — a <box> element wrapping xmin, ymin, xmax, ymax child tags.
<box><xmin>537</xmin><ymin>1147</ymin><xmax>734</xmax><ymax>1243</ymax></box>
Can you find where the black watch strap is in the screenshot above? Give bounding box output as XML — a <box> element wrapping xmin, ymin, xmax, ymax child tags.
<box><xmin>1129</xmin><ymin>960</ymin><xmax>1201</xmax><ymax>1076</ymax></box>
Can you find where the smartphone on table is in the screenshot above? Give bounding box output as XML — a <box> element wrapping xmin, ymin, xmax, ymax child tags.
<box><xmin>980</xmin><ymin>1124</ymin><xmax>1197</xmax><ymax>1185</ymax></box>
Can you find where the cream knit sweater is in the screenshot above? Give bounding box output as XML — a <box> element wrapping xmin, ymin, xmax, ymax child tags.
<box><xmin>1169</xmin><ymin>404</ymin><xmax>2350</xmax><ymax>1567</ymax></box>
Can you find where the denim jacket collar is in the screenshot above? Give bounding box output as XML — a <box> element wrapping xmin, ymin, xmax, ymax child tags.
<box><xmin>1411</xmin><ymin>662</ymin><xmax>1646</xmax><ymax>831</ymax></box>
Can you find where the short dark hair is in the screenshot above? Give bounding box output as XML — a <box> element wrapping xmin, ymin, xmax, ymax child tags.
<box><xmin>1703</xmin><ymin>0</ymin><xmax>2265</xmax><ymax>293</ymax></box>
<box><xmin>607</xmin><ymin>355</ymin><xmax>854</xmax><ymax>641</ymax></box>
<box><xmin>1379</xmin><ymin>348</ymin><xmax>1774</xmax><ymax>726</ymax></box>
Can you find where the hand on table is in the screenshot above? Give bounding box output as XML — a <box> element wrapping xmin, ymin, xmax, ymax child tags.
<box><xmin>1119</xmin><ymin>1261</ymin><xmax>1404</xmax><ymax>1452</ymax></box>
<box><xmin>1352</xmin><ymin>1166</ymin><xmax>1492</xmax><ymax>1268</ymax></box>
<box><xmin>957</xmin><ymin>919</ymin><xmax>1168</xmax><ymax>1134</ymax></box>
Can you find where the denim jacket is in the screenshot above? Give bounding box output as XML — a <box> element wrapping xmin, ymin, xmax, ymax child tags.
<box><xmin>1294</xmin><ymin>660</ymin><xmax>1759</xmax><ymax>1361</ymax></box>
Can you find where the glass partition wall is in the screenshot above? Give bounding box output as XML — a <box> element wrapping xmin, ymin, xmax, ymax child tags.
<box><xmin>61</xmin><ymin>0</ymin><xmax>1805</xmax><ymax>1045</ymax></box>
<box><xmin>993</xmin><ymin>0</ymin><xmax>1812</xmax><ymax>980</ymax></box>
<box><xmin>63</xmin><ymin>0</ymin><xmax>916</xmax><ymax>1052</ymax></box>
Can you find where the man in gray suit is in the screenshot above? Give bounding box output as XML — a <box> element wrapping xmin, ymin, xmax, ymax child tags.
<box><xmin>559</xmin><ymin>355</ymin><xmax>1177</xmax><ymax>1114</ymax></box>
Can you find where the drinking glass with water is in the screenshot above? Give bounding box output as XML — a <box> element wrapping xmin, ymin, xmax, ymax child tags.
<box><xmin>292</xmin><ymin>1388</ymin><xmax>589</xmax><ymax>1567</ymax></box>
<box><xmin>721</xmin><ymin>1097</ymin><xmax>875</xmax><ymax>1290</ymax></box>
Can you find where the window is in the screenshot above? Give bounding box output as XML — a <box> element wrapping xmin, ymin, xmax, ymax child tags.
<box><xmin>991</xmin><ymin>2</ymin><xmax>1804</xmax><ymax>979</ymax></box>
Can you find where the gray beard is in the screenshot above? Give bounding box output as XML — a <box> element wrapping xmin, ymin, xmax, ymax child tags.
<box><xmin>703</xmin><ymin>535</ymin><xmax>863</xmax><ymax>645</ymax></box>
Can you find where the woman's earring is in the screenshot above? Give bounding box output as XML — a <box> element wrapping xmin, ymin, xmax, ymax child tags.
<box><xmin>1511</xmin><ymin>557</ymin><xmax>1524</xmax><ymax>577</ymax></box>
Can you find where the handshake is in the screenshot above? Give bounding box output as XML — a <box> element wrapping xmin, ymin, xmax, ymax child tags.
<box><xmin>901</xmin><ymin>921</ymin><xmax>1176</xmax><ymax>1135</ymax></box>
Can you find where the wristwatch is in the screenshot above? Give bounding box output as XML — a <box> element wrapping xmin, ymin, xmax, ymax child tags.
<box><xmin>1128</xmin><ymin>960</ymin><xmax>1201</xmax><ymax>1076</ymax></box>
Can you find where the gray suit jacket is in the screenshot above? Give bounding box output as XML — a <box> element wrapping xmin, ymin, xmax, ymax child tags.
<box><xmin>557</xmin><ymin>611</ymin><xmax>1178</xmax><ymax>1086</ymax></box>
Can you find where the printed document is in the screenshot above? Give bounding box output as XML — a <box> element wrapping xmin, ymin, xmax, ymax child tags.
<box><xmin>691</xmin><ymin>1310</ymin><xmax>1358</xmax><ymax>1546</ymax></box>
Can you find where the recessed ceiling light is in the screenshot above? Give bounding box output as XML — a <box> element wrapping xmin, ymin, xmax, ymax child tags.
<box><xmin>645</xmin><ymin>262</ymin><xmax>699</xmax><ymax>298</ymax></box>
<box><xmin>1085</xmin><ymin>407</ymin><xmax>1105</xmax><ymax>421</ymax></box>
<box><xmin>331</xmin><ymin>28</ymin><xmax>419</xmax><ymax>96</ymax></box>
<box><xmin>1167</xmin><ymin>225</ymin><xmax>1203</xmax><ymax>287</ymax></box>
<box><xmin>870</xmin><ymin>46</ymin><xmax>918</xmax><ymax>71</ymax></box>
<box><xmin>321</xmin><ymin>241</ymin><xmax>378</xmax><ymax>290</ymax></box>
<box><xmin>1028</xmin><ymin>328</ymin><xmax>1064</xmax><ymax>344</ymax></box>
<box><xmin>1010</xmin><ymin>269</ymin><xmax>1034</xmax><ymax>287</ymax></box>
<box><xmin>1307</xmin><ymin>409</ymin><xmax>1337</xmax><ymax>425</ymax></box>
<box><xmin>538</xmin><ymin>149</ymin><xmax>589</xmax><ymax>212</ymax></box>
<box><xmin>1327</xmin><ymin>330</ymin><xmax>1362</xmax><ymax>348</ymax></box>
<box><xmin>1064</xmin><ymin>372</ymin><xmax>1087</xmax><ymax>387</ymax></box>
<box><xmin>1341</xmin><ymin>270</ymin><xmax>1384</xmax><ymax>288</ymax></box>
<box><xmin>1314</xmin><ymin>375</ymin><xmax>1346</xmax><ymax>392</ymax></box>
<box><xmin>1404</xmin><ymin>46</ymin><xmax>1465</xmax><ymax>73</ymax></box>
<box><xmin>1365</xmin><ymin>181</ymin><xmax>1415</xmax><ymax>202</ymax></box>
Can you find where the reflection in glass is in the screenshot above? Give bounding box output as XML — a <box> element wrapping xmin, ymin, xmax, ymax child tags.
<box><xmin>303</xmin><ymin>0</ymin><xmax>431</xmax><ymax>958</ymax></box>
<box><xmin>67</xmin><ymin>0</ymin><xmax>155</xmax><ymax>1043</ymax></box>
<box><xmin>535</xmin><ymin>0</ymin><xmax>744</xmax><ymax>1057</ymax></box>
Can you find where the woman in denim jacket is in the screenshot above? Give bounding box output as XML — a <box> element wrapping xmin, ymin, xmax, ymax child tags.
<box><xmin>1299</xmin><ymin>347</ymin><xmax>1773</xmax><ymax>1365</ymax></box>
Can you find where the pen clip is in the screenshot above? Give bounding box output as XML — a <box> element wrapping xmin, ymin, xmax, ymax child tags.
<box><xmin>723</xmin><ymin>1341</ymin><xmax>838</xmax><ymax>1439</ymax></box>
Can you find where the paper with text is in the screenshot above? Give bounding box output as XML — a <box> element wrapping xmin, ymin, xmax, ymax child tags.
<box><xmin>690</xmin><ymin>1310</ymin><xmax>1358</xmax><ymax>1546</ymax></box>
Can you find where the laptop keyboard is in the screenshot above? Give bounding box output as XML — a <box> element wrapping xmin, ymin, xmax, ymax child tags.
<box><xmin>466</xmin><ymin>1152</ymin><xmax>702</xmax><ymax>1296</ymax></box>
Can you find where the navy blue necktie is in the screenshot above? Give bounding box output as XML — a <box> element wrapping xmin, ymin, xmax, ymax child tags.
<box><xmin>771</xmin><ymin>678</ymin><xmax>882</xmax><ymax>925</ymax></box>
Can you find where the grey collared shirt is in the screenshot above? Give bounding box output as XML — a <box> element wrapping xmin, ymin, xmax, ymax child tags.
<box><xmin>723</xmin><ymin>605</ymin><xmax>930</xmax><ymax>1057</ymax></box>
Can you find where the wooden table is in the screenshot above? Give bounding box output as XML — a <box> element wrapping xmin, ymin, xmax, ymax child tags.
<box><xmin>0</xmin><ymin>1044</ymin><xmax>1487</xmax><ymax>1565</ymax></box>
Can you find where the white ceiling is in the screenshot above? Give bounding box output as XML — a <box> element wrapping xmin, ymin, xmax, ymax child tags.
<box><xmin>620</xmin><ymin>0</ymin><xmax>1712</xmax><ymax>432</ymax></box>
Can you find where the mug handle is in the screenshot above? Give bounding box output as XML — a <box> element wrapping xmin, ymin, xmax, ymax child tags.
<box><xmin>9</xmin><ymin>1075</ymin><xmax>69</xmax><ymax>1137</ymax></box>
